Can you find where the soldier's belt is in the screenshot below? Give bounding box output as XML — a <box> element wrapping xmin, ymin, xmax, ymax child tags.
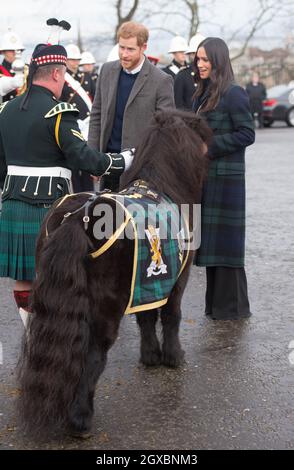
<box><xmin>7</xmin><ymin>165</ymin><xmax>72</xmax><ymax>179</ymax></box>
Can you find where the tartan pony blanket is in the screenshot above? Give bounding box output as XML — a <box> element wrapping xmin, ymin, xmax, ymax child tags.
<box><xmin>90</xmin><ymin>181</ymin><xmax>191</xmax><ymax>314</ymax></box>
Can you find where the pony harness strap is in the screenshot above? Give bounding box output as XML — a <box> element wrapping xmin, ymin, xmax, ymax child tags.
<box><xmin>91</xmin><ymin>181</ymin><xmax>191</xmax><ymax>314</ymax></box>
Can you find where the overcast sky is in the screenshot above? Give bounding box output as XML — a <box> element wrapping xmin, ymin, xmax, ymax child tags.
<box><xmin>1</xmin><ymin>0</ymin><xmax>292</xmax><ymax>60</ymax></box>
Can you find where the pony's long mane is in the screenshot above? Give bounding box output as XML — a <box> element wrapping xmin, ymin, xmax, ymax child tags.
<box><xmin>121</xmin><ymin>109</ymin><xmax>211</xmax><ymax>206</ymax></box>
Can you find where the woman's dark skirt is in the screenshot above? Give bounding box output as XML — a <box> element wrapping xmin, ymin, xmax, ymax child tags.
<box><xmin>205</xmin><ymin>266</ymin><xmax>251</xmax><ymax>320</ymax></box>
<box><xmin>0</xmin><ymin>200</ymin><xmax>49</xmax><ymax>281</ymax></box>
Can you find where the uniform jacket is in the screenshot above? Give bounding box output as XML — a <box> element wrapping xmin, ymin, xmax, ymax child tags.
<box><xmin>88</xmin><ymin>57</ymin><xmax>175</xmax><ymax>152</ymax></box>
<box><xmin>60</xmin><ymin>69</ymin><xmax>95</xmax><ymax>120</ymax></box>
<box><xmin>0</xmin><ymin>59</ymin><xmax>17</xmax><ymax>102</ymax></box>
<box><xmin>174</xmin><ymin>65</ymin><xmax>197</xmax><ymax>111</ymax></box>
<box><xmin>194</xmin><ymin>84</ymin><xmax>255</xmax><ymax>267</ymax></box>
<box><xmin>162</xmin><ymin>59</ymin><xmax>187</xmax><ymax>80</ymax></box>
<box><xmin>0</xmin><ymin>85</ymin><xmax>112</xmax><ymax>204</ymax></box>
<box><xmin>88</xmin><ymin>71</ymin><xmax>98</xmax><ymax>92</ymax></box>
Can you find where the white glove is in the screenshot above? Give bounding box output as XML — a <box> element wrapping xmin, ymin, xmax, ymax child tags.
<box><xmin>119</xmin><ymin>148</ymin><xmax>135</xmax><ymax>171</ymax></box>
<box><xmin>104</xmin><ymin>148</ymin><xmax>135</xmax><ymax>176</ymax></box>
<box><xmin>0</xmin><ymin>74</ymin><xmax>24</xmax><ymax>96</ymax></box>
<box><xmin>77</xmin><ymin>116</ymin><xmax>90</xmax><ymax>140</ymax></box>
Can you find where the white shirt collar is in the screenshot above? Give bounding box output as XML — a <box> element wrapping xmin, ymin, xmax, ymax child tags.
<box><xmin>123</xmin><ymin>56</ymin><xmax>145</xmax><ymax>75</ymax></box>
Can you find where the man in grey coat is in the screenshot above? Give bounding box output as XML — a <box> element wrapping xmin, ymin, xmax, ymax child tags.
<box><xmin>88</xmin><ymin>21</ymin><xmax>175</xmax><ymax>191</ymax></box>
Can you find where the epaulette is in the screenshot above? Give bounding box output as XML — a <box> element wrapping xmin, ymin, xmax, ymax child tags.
<box><xmin>0</xmin><ymin>101</ymin><xmax>9</xmax><ymax>114</ymax></box>
<box><xmin>45</xmin><ymin>102</ymin><xmax>79</xmax><ymax>118</ymax></box>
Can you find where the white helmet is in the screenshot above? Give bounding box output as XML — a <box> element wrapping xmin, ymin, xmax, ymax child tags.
<box><xmin>185</xmin><ymin>33</ymin><xmax>206</xmax><ymax>54</ymax></box>
<box><xmin>0</xmin><ymin>29</ymin><xmax>24</xmax><ymax>51</ymax></box>
<box><xmin>80</xmin><ymin>51</ymin><xmax>95</xmax><ymax>65</ymax></box>
<box><xmin>106</xmin><ymin>44</ymin><xmax>119</xmax><ymax>62</ymax></box>
<box><xmin>65</xmin><ymin>44</ymin><xmax>81</xmax><ymax>60</ymax></box>
<box><xmin>168</xmin><ymin>36</ymin><xmax>188</xmax><ymax>54</ymax></box>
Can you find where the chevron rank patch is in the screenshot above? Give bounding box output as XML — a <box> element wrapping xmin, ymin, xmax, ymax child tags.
<box><xmin>0</xmin><ymin>101</ymin><xmax>9</xmax><ymax>114</ymax></box>
<box><xmin>45</xmin><ymin>102</ymin><xmax>80</xmax><ymax>118</ymax></box>
<box><xmin>71</xmin><ymin>129</ymin><xmax>85</xmax><ymax>141</ymax></box>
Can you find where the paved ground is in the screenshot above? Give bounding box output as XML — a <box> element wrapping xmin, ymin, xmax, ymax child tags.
<box><xmin>0</xmin><ymin>125</ymin><xmax>293</xmax><ymax>450</ymax></box>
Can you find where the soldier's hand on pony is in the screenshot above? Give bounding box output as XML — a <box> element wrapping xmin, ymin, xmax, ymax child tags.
<box><xmin>106</xmin><ymin>148</ymin><xmax>135</xmax><ymax>175</ymax></box>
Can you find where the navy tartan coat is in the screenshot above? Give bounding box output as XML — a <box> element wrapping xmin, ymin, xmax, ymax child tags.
<box><xmin>194</xmin><ymin>84</ymin><xmax>255</xmax><ymax>267</ymax></box>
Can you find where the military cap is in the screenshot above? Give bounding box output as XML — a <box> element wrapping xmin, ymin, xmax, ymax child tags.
<box><xmin>30</xmin><ymin>43</ymin><xmax>67</xmax><ymax>67</ymax></box>
<box><xmin>20</xmin><ymin>19</ymin><xmax>71</xmax><ymax>110</ymax></box>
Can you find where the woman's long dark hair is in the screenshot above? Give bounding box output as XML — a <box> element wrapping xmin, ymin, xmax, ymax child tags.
<box><xmin>193</xmin><ymin>37</ymin><xmax>234</xmax><ymax>112</ymax></box>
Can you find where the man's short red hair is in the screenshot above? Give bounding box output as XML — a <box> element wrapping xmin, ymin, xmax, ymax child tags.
<box><xmin>117</xmin><ymin>21</ymin><xmax>149</xmax><ymax>47</ymax></box>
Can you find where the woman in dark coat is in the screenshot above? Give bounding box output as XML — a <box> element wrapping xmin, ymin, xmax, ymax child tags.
<box><xmin>193</xmin><ymin>37</ymin><xmax>255</xmax><ymax>320</ymax></box>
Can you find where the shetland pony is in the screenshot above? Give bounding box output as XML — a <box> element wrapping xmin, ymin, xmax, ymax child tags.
<box><xmin>17</xmin><ymin>110</ymin><xmax>211</xmax><ymax>437</ymax></box>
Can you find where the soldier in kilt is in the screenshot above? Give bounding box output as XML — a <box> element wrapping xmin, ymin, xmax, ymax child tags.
<box><xmin>0</xmin><ymin>41</ymin><xmax>133</xmax><ymax>326</ymax></box>
<box><xmin>193</xmin><ymin>37</ymin><xmax>255</xmax><ymax>320</ymax></box>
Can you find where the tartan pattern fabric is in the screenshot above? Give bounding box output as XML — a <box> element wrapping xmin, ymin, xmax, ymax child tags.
<box><xmin>194</xmin><ymin>85</ymin><xmax>255</xmax><ymax>267</ymax></box>
<box><xmin>206</xmin><ymin>87</ymin><xmax>255</xmax><ymax>159</ymax></box>
<box><xmin>113</xmin><ymin>194</ymin><xmax>187</xmax><ymax>313</ymax></box>
<box><xmin>196</xmin><ymin>169</ymin><xmax>246</xmax><ymax>267</ymax></box>
<box><xmin>0</xmin><ymin>200</ymin><xmax>49</xmax><ymax>281</ymax></box>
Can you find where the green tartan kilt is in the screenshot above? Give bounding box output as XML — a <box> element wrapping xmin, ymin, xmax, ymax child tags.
<box><xmin>0</xmin><ymin>199</ymin><xmax>50</xmax><ymax>281</ymax></box>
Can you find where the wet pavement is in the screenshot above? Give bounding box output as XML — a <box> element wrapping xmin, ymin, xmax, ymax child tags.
<box><xmin>0</xmin><ymin>126</ymin><xmax>293</xmax><ymax>450</ymax></box>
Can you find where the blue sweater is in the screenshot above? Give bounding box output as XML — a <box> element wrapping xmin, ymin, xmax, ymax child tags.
<box><xmin>107</xmin><ymin>70</ymin><xmax>139</xmax><ymax>152</ymax></box>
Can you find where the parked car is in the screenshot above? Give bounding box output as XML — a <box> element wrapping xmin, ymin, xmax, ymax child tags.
<box><xmin>263</xmin><ymin>84</ymin><xmax>294</xmax><ymax>127</ymax></box>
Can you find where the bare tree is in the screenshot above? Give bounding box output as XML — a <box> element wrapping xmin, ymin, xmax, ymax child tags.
<box><xmin>110</xmin><ymin>0</ymin><xmax>294</xmax><ymax>60</ymax></box>
<box><xmin>114</xmin><ymin>0</ymin><xmax>140</xmax><ymax>43</ymax></box>
<box><xmin>229</xmin><ymin>0</ymin><xmax>294</xmax><ymax>61</ymax></box>
<box><xmin>186</xmin><ymin>0</ymin><xmax>202</xmax><ymax>38</ymax></box>
<box><xmin>184</xmin><ymin>0</ymin><xmax>221</xmax><ymax>39</ymax></box>
<box><xmin>111</xmin><ymin>0</ymin><xmax>215</xmax><ymax>44</ymax></box>
<box><xmin>140</xmin><ymin>0</ymin><xmax>215</xmax><ymax>40</ymax></box>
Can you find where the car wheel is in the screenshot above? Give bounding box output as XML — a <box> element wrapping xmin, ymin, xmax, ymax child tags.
<box><xmin>286</xmin><ymin>107</ymin><xmax>294</xmax><ymax>127</ymax></box>
<box><xmin>264</xmin><ymin>120</ymin><xmax>274</xmax><ymax>128</ymax></box>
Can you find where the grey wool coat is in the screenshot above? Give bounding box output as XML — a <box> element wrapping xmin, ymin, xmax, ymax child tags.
<box><xmin>87</xmin><ymin>57</ymin><xmax>175</xmax><ymax>152</ymax></box>
<box><xmin>194</xmin><ymin>84</ymin><xmax>255</xmax><ymax>268</ymax></box>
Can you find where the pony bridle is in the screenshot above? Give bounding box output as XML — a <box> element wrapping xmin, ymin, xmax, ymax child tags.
<box><xmin>60</xmin><ymin>191</ymin><xmax>110</xmax><ymax>231</ymax></box>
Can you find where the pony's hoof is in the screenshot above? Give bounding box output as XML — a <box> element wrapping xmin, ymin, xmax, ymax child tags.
<box><xmin>162</xmin><ymin>349</ymin><xmax>185</xmax><ymax>368</ymax></box>
<box><xmin>140</xmin><ymin>349</ymin><xmax>162</xmax><ymax>367</ymax></box>
<box><xmin>69</xmin><ymin>430</ymin><xmax>93</xmax><ymax>440</ymax></box>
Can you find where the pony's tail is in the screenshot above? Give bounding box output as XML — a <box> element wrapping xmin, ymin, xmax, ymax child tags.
<box><xmin>17</xmin><ymin>218</ymin><xmax>92</xmax><ymax>434</ymax></box>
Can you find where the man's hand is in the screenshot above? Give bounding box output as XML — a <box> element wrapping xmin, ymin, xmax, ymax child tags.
<box><xmin>90</xmin><ymin>175</ymin><xmax>101</xmax><ymax>182</ymax></box>
<box><xmin>105</xmin><ymin>148</ymin><xmax>135</xmax><ymax>176</ymax></box>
